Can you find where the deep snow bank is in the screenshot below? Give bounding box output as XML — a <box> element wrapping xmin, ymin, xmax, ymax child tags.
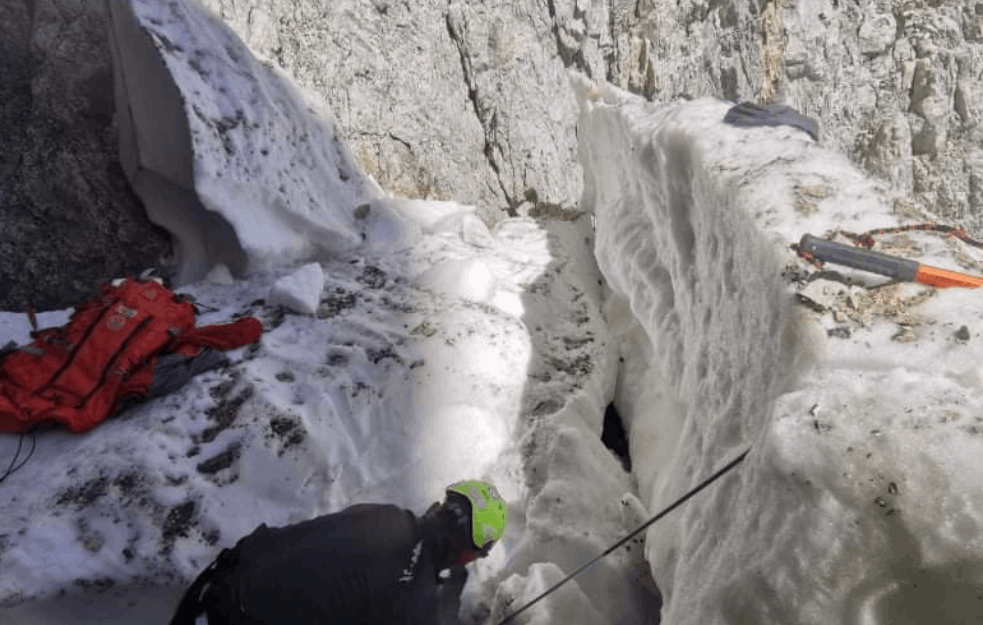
<box><xmin>107</xmin><ymin>0</ymin><xmax>394</xmax><ymax>284</ymax></box>
<box><xmin>577</xmin><ymin>79</ymin><xmax>983</xmax><ymax>624</ymax></box>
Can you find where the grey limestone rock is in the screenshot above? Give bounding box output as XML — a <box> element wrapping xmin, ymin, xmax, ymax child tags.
<box><xmin>775</xmin><ymin>1</ymin><xmax>982</xmax><ymax>231</ymax></box>
<box><xmin>196</xmin><ymin>0</ymin><xmax>588</xmax><ymax>222</ymax></box>
<box><xmin>195</xmin><ymin>0</ymin><xmax>982</xmax><ymax>235</ymax></box>
<box><xmin>0</xmin><ymin>0</ymin><xmax>171</xmax><ymax>312</ymax></box>
<box><xmin>600</xmin><ymin>0</ymin><xmax>982</xmax><ymax>233</ymax></box>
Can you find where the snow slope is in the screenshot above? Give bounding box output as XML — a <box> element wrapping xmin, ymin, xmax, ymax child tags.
<box><xmin>4</xmin><ymin>2</ymin><xmax>659</xmax><ymax>622</ymax></box>
<box><xmin>0</xmin><ymin>204</ymin><xmax>657</xmax><ymax>624</ymax></box>
<box><xmin>2</xmin><ymin>1</ymin><xmax>982</xmax><ymax>623</ymax></box>
<box><xmin>577</xmin><ymin>78</ymin><xmax>983</xmax><ymax>624</ymax></box>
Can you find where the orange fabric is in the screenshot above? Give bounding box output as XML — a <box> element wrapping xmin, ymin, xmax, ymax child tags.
<box><xmin>0</xmin><ymin>279</ymin><xmax>263</xmax><ymax>434</ymax></box>
<box><xmin>168</xmin><ymin>317</ymin><xmax>264</xmax><ymax>357</ymax></box>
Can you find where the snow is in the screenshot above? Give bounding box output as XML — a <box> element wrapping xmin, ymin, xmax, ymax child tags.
<box><xmin>267</xmin><ymin>263</ymin><xmax>324</xmax><ymax>315</ymax></box>
<box><xmin>108</xmin><ymin>0</ymin><xmax>408</xmax><ymax>283</ymax></box>
<box><xmin>3</xmin><ymin>3</ymin><xmax>983</xmax><ymax>624</ymax></box>
<box><xmin>576</xmin><ymin>77</ymin><xmax>983</xmax><ymax>624</ymax></box>
<box><xmin>0</xmin><ymin>206</ymin><xmax>646</xmax><ymax>624</ymax></box>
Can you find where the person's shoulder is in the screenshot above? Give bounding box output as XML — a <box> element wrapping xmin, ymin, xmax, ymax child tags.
<box><xmin>343</xmin><ymin>502</ymin><xmax>417</xmax><ymax>524</ymax></box>
<box><xmin>334</xmin><ymin>503</ymin><xmax>422</xmax><ymax>550</ymax></box>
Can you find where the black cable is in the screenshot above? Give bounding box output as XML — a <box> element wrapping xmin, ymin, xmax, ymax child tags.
<box><xmin>495</xmin><ymin>447</ymin><xmax>751</xmax><ymax>625</ymax></box>
<box><xmin>0</xmin><ymin>429</ymin><xmax>37</xmax><ymax>485</ymax></box>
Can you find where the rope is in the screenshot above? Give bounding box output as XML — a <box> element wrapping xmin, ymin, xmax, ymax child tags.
<box><xmin>495</xmin><ymin>448</ymin><xmax>751</xmax><ymax>625</ymax></box>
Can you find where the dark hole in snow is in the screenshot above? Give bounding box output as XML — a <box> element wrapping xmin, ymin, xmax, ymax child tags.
<box><xmin>549</xmin><ymin>353</ymin><xmax>593</xmax><ymax>376</ymax></box>
<box><xmin>955</xmin><ymin>325</ymin><xmax>971</xmax><ymax>342</ymax></box>
<box><xmin>326</xmin><ymin>351</ymin><xmax>349</xmax><ymax>366</ymax></box>
<box><xmin>318</xmin><ymin>291</ymin><xmax>357</xmax><ymax>318</ymax></box>
<box><xmin>202</xmin><ymin>384</ymin><xmax>254</xmax><ymax>443</ymax></box>
<box><xmin>602</xmin><ymin>403</ymin><xmax>632</xmax><ymax>472</ymax></box>
<box><xmin>531</xmin><ymin>398</ymin><xmax>562</xmax><ymax>416</ymax></box>
<box><xmin>244</xmin><ymin>343</ymin><xmax>261</xmax><ymax>360</ymax></box>
<box><xmin>633</xmin><ymin>561</ymin><xmax>664</xmax><ymax>622</ymax></box>
<box><xmin>208</xmin><ymin>372</ymin><xmax>240</xmax><ymax>401</ymax></box>
<box><xmin>269</xmin><ymin>417</ymin><xmax>306</xmax><ymax>454</ymax></box>
<box><xmin>266</xmin><ymin>307</ymin><xmax>287</xmax><ymax>329</ymax></box>
<box><xmin>270</xmin><ymin>417</ymin><xmax>297</xmax><ymax>437</ymax></box>
<box><xmin>366</xmin><ymin>346</ymin><xmax>404</xmax><ymax>366</ymax></box>
<box><xmin>113</xmin><ymin>471</ymin><xmax>143</xmax><ymax>498</ymax></box>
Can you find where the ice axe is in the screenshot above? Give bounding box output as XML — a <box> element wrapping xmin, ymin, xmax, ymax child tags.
<box><xmin>799</xmin><ymin>234</ymin><xmax>983</xmax><ymax>288</ymax></box>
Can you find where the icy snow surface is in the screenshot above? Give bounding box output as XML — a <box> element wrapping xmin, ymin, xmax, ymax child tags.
<box><xmin>0</xmin><ymin>204</ymin><xmax>655</xmax><ymax>624</ymax></box>
<box><xmin>3</xmin><ymin>1</ymin><xmax>983</xmax><ymax>622</ymax></box>
<box><xmin>577</xmin><ymin>78</ymin><xmax>983</xmax><ymax>624</ymax></box>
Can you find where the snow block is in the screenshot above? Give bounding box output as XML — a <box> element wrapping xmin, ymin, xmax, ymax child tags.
<box><xmin>204</xmin><ymin>263</ymin><xmax>236</xmax><ymax>286</ymax></box>
<box><xmin>577</xmin><ymin>77</ymin><xmax>983</xmax><ymax>625</ymax></box>
<box><xmin>106</xmin><ymin>0</ymin><xmax>385</xmax><ymax>284</ymax></box>
<box><xmin>268</xmin><ymin>263</ymin><xmax>324</xmax><ymax>315</ymax></box>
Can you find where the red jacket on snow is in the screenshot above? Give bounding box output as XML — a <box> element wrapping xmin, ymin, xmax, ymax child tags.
<box><xmin>0</xmin><ymin>277</ymin><xmax>262</xmax><ymax>434</ymax></box>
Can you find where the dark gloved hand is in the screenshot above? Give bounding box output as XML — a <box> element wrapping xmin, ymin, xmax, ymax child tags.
<box><xmin>436</xmin><ymin>565</ymin><xmax>469</xmax><ymax>624</ymax></box>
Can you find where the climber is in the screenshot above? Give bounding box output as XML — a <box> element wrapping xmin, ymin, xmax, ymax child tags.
<box><xmin>168</xmin><ymin>480</ymin><xmax>508</xmax><ymax>625</ymax></box>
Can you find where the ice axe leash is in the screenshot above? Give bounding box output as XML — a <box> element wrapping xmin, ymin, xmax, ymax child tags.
<box><xmin>494</xmin><ymin>447</ymin><xmax>751</xmax><ymax>625</ymax></box>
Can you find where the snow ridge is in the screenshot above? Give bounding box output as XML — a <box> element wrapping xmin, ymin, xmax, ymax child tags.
<box><xmin>577</xmin><ymin>78</ymin><xmax>983</xmax><ymax>625</ymax></box>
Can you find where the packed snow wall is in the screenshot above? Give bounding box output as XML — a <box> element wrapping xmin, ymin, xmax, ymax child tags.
<box><xmin>577</xmin><ymin>79</ymin><xmax>983</xmax><ymax>625</ymax></box>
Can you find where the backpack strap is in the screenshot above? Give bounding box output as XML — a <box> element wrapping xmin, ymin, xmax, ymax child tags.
<box><xmin>26</xmin><ymin>306</ymin><xmax>38</xmax><ymax>335</ymax></box>
<box><xmin>168</xmin><ymin>548</ymin><xmax>242</xmax><ymax>625</ymax></box>
<box><xmin>167</xmin><ymin>317</ymin><xmax>263</xmax><ymax>357</ymax></box>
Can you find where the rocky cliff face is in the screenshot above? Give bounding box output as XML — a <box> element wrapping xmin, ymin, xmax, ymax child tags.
<box><xmin>0</xmin><ymin>0</ymin><xmax>171</xmax><ymax>311</ymax></box>
<box><xmin>777</xmin><ymin>1</ymin><xmax>982</xmax><ymax>230</ymax></box>
<box><xmin>0</xmin><ymin>0</ymin><xmax>979</xmax><ymax>304</ymax></box>
<box><xmin>199</xmin><ymin>0</ymin><xmax>981</xmax><ymax>229</ymax></box>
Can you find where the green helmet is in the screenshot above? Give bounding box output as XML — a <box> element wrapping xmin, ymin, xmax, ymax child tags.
<box><xmin>446</xmin><ymin>480</ymin><xmax>508</xmax><ymax>550</ymax></box>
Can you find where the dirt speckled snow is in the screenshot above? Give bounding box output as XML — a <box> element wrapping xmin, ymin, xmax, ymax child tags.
<box><xmin>2</xmin><ymin>2</ymin><xmax>983</xmax><ymax>624</ymax></box>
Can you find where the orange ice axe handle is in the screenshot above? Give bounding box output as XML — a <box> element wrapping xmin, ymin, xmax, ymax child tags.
<box><xmin>914</xmin><ymin>265</ymin><xmax>983</xmax><ymax>289</ymax></box>
<box><xmin>799</xmin><ymin>234</ymin><xmax>983</xmax><ymax>289</ymax></box>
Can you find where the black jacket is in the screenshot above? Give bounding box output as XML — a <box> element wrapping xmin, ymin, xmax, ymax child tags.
<box><xmin>170</xmin><ymin>504</ymin><xmax>459</xmax><ymax>625</ymax></box>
